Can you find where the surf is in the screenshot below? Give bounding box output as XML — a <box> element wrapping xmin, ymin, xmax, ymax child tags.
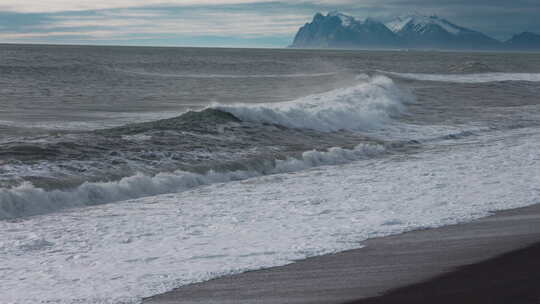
<box><xmin>0</xmin><ymin>142</ymin><xmax>386</xmax><ymax>220</ymax></box>
<box><xmin>384</xmin><ymin>71</ymin><xmax>540</xmax><ymax>83</ymax></box>
<box><xmin>0</xmin><ymin>75</ymin><xmax>415</xmax><ymax>220</ymax></box>
<box><xmin>214</xmin><ymin>75</ymin><xmax>412</xmax><ymax>132</ymax></box>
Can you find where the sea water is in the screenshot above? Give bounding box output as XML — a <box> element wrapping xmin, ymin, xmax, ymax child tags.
<box><xmin>1</xmin><ymin>45</ymin><xmax>540</xmax><ymax>303</ymax></box>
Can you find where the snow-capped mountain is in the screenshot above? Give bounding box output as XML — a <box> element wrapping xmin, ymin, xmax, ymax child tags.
<box><xmin>329</xmin><ymin>11</ymin><xmax>355</xmax><ymax>27</ymax></box>
<box><xmin>386</xmin><ymin>15</ymin><xmax>464</xmax><ymax>36</ymax></box>
<box><xmin>291</xmin><ymin>11</ymin><xmax>401</xmax><ymax>48</ymax></box>
<box><xmin>385</xmin><ymin>14</ymin><xmax>501</xmax><ymax>49</ymax></box>
<box><xmin>290</xmin><ymin>12</ymin><xmax>538</xmax><ymax>50</ymax></box>
<box><xmin>505</xmin><ymin>32</ymin><xmax>540</xmax><ymax>50</ymax></box>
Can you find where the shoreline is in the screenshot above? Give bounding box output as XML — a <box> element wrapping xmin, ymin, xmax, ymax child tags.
<box><xmin>144</xmin><ymin>203</ymin><xmax>540</xmax><ymax>304</ymax></box>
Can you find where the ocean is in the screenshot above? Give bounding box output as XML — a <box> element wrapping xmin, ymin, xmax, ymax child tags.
<box><xmin>1</xmin><ymin>44</ymin><xmax>540</xmax><ymax>303</ymax></box>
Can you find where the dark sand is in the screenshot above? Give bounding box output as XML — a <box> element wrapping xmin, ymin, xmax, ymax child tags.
<box><xmin>348</xmin><ymin>242</ymin><xmax>540</xmax><ymax>304</ymax></box>
<box><xmin>144</xmin><ymin>204</ymin><xmax>540</xmax><ymax>304</ymax></box>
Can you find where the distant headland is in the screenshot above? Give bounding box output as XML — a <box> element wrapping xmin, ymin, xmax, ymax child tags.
<box><xmin>291</xmin><ymin>11</ymin><xmax>540</xmax><ymax>51</ymax></box>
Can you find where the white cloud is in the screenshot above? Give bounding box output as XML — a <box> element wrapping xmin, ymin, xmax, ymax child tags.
<box><xmin>0</xmin><ymin>10</ymin><xmax>310</xmax><ymax>41</ymax></box>
<box><xmin>0</xmin><ymin>30</ymin><xmax>117</xmax><ymax>39</ymax></box>
<box><xmin>0</xmin><ymin>0</ymin><xmax>378</xmax><ymax>13</ymax></box>
<box><xmin>0</xmin><ymin>0</ymin><xmax>282</xmax><ymax>13</ymax></box>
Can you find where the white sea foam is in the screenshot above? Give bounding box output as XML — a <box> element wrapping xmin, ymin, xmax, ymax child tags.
<box><xmin>1</xmin><ymin>127</ymin><xmax>539</xmax><ymax>304</ymax></box>
<box><xmin>0</xmin><ymin>75</ymin><xmax>413</xmax><ymax>220</ymax></box>
<box><xmin>214</xmin><ymin>75</ymin><xmax>413</xmax><ymax>132</ymax></box>
<box><xmin>0</xmin><ymin>144</ymin><xmax>385</xmax><ymax>220</ymax></box>
<box><xmin>385</xmin><ymin>71</ymin><xmax>540</xmax><ymax>83</ymax></box>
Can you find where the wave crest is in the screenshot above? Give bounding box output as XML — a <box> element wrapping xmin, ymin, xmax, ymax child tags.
<box><xmin>0</xmin><ymin>143</ymin><xmax>385</xmax><ymax>220</ymax></box>
<box><xmin>213</xmin><ymin>75</ymin><xmax>412</xmax><ymax>132</ymax></box>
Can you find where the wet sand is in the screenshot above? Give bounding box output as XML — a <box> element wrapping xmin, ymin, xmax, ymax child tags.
<box><xmin>144</xmin><ymin>203</ymin><xmax>540</xmax><ymax>304</ymax></box>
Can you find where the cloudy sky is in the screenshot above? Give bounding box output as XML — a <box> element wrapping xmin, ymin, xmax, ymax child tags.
<box><xmin>1</xmin><ymin>0</ymin><xmax>539</xmax><ymax>47</ymax></box>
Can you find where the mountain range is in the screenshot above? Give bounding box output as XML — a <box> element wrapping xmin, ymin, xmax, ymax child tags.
<box><xmin>291</xmin><ymin>12</ymin><xmax>540</xmax><ymax>51</ymax></box>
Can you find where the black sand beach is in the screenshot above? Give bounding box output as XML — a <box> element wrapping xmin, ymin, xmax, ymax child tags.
<box><xmin>144</xmin><ymin>203</ymin><xmax>540</xmax><ymax>304</ymax></box>
<box><xmin>349</xmin><ymin>242</ymin><xmax>540</xmax><ymax>304</ymax></box>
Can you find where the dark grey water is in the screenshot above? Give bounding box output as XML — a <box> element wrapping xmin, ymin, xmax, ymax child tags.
<box><xmin>1</xmin><ymin>44</ymin><xmax>540</xmax><ymax>219</ymax></box>
<box><xmin>3</xmin><ymin>45</ymin><xmax>540</xmax><ymax>128</ymax></box>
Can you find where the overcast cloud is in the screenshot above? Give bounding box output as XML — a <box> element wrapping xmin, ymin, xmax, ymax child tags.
<box><xmin>0</xmin><ymin>0</ymin><xmax>539</xmax><ymax>47</ymax></box>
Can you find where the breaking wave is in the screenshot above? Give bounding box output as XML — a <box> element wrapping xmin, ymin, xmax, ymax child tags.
<box><xmin>214</xmin><ymin>75</ymin><xmax>412</xmax><ymax>132</ymax></box>
<box><xmin>0</xmin><ymin>75</ymin><xmax>414</xmax><ymax>220</ymax></box>
<box><xmin>384</xmin><ymin>71</ymin><xmax>540</xmax><ymax>83</ymax></box>
<box><xmin>0</xmin><ymin>144</ymin><xmax>385</xmax><ymax>220</ymax></box>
